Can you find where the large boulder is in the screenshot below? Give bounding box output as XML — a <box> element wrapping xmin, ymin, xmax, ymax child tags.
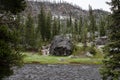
<box><xmin>50</xmin><ymin>35</ymin><xmax>73</xmax><ymax>56</ymax></box>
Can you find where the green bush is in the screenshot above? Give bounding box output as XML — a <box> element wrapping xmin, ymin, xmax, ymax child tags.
<box><xmin>87</xmin><ymin>46</ymin><xmax>96</xmax><ymax>55</ymax></box>
<box><xmin>73</xmin><ymin>44</ymin><xmax>88</xmax><ymax>55</ymax></box>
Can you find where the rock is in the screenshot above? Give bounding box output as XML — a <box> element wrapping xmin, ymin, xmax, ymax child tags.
<box><xmin>68</xmin><ymin>55</ymin><xmax>77</xmax><ymax>58</ymax></box>
<box><xmin>95</xmin><ymin>36</ymin><xmax>108</xmax><ymax>45</ymax></box>
<box><xmin>58</xmin><ymin>58</ymin><xmax>65</xmax><ymax>61</ymax></box>
<box><xmin>50</xmin><ymin>35</ymin><xmax>73</xmax><ymax>56</ymax></box>
<box><xmin>41</xmin><ymin>49</ymin><xmax>49</xmax><ymax>56</ymax></box>
<box><xmin>86</xmin><ymin>52</ymin><xmax>93</xmax><ymax>57</ymax></box>
<box><xmin>41</xmin><ymin>44</ymin><xmax>50</xmax><ymax>56</ymax></box>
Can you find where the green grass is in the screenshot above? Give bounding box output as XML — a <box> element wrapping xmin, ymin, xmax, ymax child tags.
<box><xmin>23</xmin><ymin>52</ymin><xmax>69</xmax><ymax>64</ymax></box>
<box><xmin>69</xmin><ymin>58</ymin><xmax>102</xmax><ymax>65</ymax></box>
<box><xmin>22</xmin><ymin>52</ymin><xmax>103</xmax><ymax>65</ymax></box>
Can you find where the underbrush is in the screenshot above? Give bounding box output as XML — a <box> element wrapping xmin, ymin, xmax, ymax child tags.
<box><xmin>73</xmin><ymin>44</ymin><xmax>104</xmax><ymax>58</ymax></box>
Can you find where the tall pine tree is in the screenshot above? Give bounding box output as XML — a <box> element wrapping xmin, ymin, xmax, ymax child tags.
<box><xmin>99</xmin><ymin>16</ymin><xmax>106</xmax><ymax>37</ymax></box>
<box><xmin>88</xmin><ymin>5</ymin><xmax>96</xmax><ymax>42</ymax></box>
<box><xmin>52</xmin><ymin>17</ymin><xmax>58</xmax><ymax>38</ymax></box>
<box><xmin>100</xmin><ymin>0</ymin><xmax>120</xmax><ymax>80</ymax></box>
<box><xmin>0</xmin><ymin>0</ymin><xmax>26</xmax><ymax>79</ymax></box>
<box><xmin>38</xmin><ymin>6</ymin><xmax>46</xmax><ymax>41</ymax></box>
<box><xmin>46</xmin><ymin>12</ymin><xmax>52</xmax><ymax>41</ymax></box>
<box><xmin>25</xmin><ymin>13</ymin><xmax>36</xmax><ymax>50</ymax></box>
<box><xmin>81</xmin><ymin>18</ymin><xmax>88</xmax><ymax>48</ymax></box>
<box><xmin>78</xmin><ymin>16</ymin><xmax>83</xmax><ymax>42</ymax></box>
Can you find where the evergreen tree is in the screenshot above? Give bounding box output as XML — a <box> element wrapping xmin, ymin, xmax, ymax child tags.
<box><xmin>66</xmin><ymin>18</ymin><xmax>70</xmax><ymax>33</ymax></box>
<box><xmin>81</xmin><ymin>19</ymin><xmax>88</xmax><ymax>48</ymax></box>
<box><xmin>11</xmin><ymin>14</ymin><xmax>26</xmax><ymax>51</ymax></box>
<box><xmin>57</xmin><ymin>16</ymin><xmax>61</xmax><ymax>34</ymax></box>
<box><xmin>16</xmin><ymin>15</ymin><xmax>26</xmax><ymax>49</ymax></box>
<box><xmin>0</xmin><ymin>0</ymin><xmax>26</xmax><ymax>14</ymax></box>
<box><xmin>73</xmin><ymin>19</ymin><xmax>79</xmax><ymax>41</ymax></box>
<box><xmin>105</xmin><ymin>15</ymin><xmax>112</xmax><ymax>37</ymax></box>
<box><xmin>61</xmin><ymin>22</ymin><xmax>66</xmax><ymax>35</ymax></box>
<box><xmin>74</xmin><ymin>19</ymin><xmax>78</xmax><ymax>34</ymax></box>
<box><xmin>99</xmin><ymin>16</ymin><xmax>106</xmax><ymax>37</ymax></box>
<box><xmin>0</xmin><ymin>0</ymin><xmax>26</xmax><ymax>79</ymax></box>
<box><xmin>66</xmin><ymin>14</ymin><xmax>73</xmax><ymax>34</ymax></box>
<box><xmin>88</xmin><ymin>5</ymin><xmax>96</xmax><ymax>42</ymax></box>
<box><xmin>25</xmin><ymin>14</ymin><xmax>36</xmax><ymax>50</ymax></box>
<box><xmin>100</xmin><ymin>0</ymin><xmax>120</xmax><ymax>80</ymax></box>
<box><xmin>46</xmin><ymin>12</ymin><xmax>52</xmax><ymax>41</ymax></box>
<box><xmin>0</xmin><ymin>25</ymin><xmax>24</xmax><ymax>79</ymax></box>
<box><xmin>38</xmin><ymin>6</ymin><xmax>46</xmax><ymax>41</ymax></box>
<box><xmin>69</xmin><ymin>13</ymin><xmax>72</xmax><ymax>28</ymax></box>
<box><xmin>78</xmin><ymin>16</ymin><xmax>83</xmax><ymax>42</ymax></box>
<box><xmin>52</xmin><ymin>17</ymin><xmax>58</xmax><ymax>38</ymax></box>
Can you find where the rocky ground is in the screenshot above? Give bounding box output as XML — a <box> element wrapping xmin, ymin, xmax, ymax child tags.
<box><xmin>4</xmin><ymin>64</ymin><xmax>102</xmax><ymax>80</ymax></box>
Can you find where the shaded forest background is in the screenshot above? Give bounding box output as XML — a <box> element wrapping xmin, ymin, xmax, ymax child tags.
<box><xmin>18</xmin><ymin>0</ymin><xmax>111</xmax><ymax>52</ymax></box>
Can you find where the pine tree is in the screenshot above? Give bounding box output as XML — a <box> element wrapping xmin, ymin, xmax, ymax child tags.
<box><xmin>0</xmin><ymin>0</ymin><xmax>26</xmax><ymax>14</ymax></box>
<box><xmin>105</xmin><ymin>15</ymin><xmax>112</xmax><ymax>37</ymax></box>
<box><xmin>0</xmin><ymin>0</ymin><xmax>26</xmax><ymax>79</ymax></box>
<box><xmin>100</xmin><ymin>0</ymin><xmax>120</xmax><ymax>80</ymax></box>
<box><xmin>0</xmin><ymin>25</ymin><xmax>24</xmax><ymax>79</ymax></box>
<box><xmin>74</xmin><ymin>19</ymin><xmax>78</xmax><ymax>34</ymax></box>
<box><xmin>52</xmin><ymin>17</ymin><xmax>58</xmax><ymax>38</ymax></box>
<box><xmin>99</xmin><ymin>16</ymin><xmax>106</xmax><ymax>37</ymax></box>
<box><xmin>81</xmin><ymin>19</ymin><xmax>88</xmax><ymax>48</ymax></box>
<box><xmin>57</xmin><ymin>16</ymin><xmax>61</xmax><ymax>35</ymax></box>
<box><xmin>66</xmin><ymin>14</ymin><xmax>73</xmax><ymax>34</ymax></box>
<box><xmin>66</xmin><ymin>18</ymin><xmax>70</xmax><ymax>33</ymax></box>
<box><xmin>73</xmin><ymin>19</ymin><xmax>79</xmax><ymax>41</ymax></box>
<box><xmin>88</xmin><ymin>5</ymin><xmax>96</xmax><ymax>42</ymax></box>
<box><xmin>46</xmin><ymin>12</ymin><xmax>52</xmax><ymax>41</ymax></box>
<box><xmin>25</xmin><ymin>13</ymin><xmax>36</xmax><ymax>50</ymax></box>
<box><xmin>78</xmin><ymin>16</ymin><xmax>83</xmax><ymax>42</ymax></box>
<box><xmin>38</xmin><ymin>6</ymin><xmax>47</xmax><ymax>41</ymax></box>
<box><xmin>16</xmin><ymin>15</ymin><xmax>26</xmax><ymax>49</ymax></box>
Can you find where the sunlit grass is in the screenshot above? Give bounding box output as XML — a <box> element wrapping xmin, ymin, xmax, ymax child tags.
<box><xmin>22</xmin><ymin>52</ymin><xmax>103</xmax><ymax>65</ymax></box>
<box><xmin>69</xmin><ymin>58</ymin><xmax>102</xmax><ymax>65</ymax></box>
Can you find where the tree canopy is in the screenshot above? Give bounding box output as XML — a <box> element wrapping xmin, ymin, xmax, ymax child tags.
<box><xmin>101</xmin><ymin>0</ymin><xmax>120</xmax><ymax>80</ymax></box>
<box><xmin>0</xmin><ymin>0</ymin><xmax>26</xmax><ymax>14</ymax></box>
<box><xmin>0</xmin><ymin>0</ymin><xmax>26</xmax><ymax>79</ymax></box>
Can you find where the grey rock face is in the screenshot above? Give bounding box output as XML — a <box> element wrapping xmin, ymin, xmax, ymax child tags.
<box><xmin>50</xmin><ymin>35</ymin><xmax>73</xmax><ymax>56</ymax></box>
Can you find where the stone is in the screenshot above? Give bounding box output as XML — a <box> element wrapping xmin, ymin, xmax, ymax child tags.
<box><xmin>41</xmin><ymin>44</ymin><xmax>50</xmax><ymax>56</ymax></box>
<box><xmin>86</xmin><ymin>52</ymin><xmax>93</xmax><ymax>57</ymax></box>
<box><xmin>68</xmin><ymin>55</ymin><xmax>76</xmax><ymax>58</ymax></box>
<box><xmin>58</xmin><ymin>58</ymin><xmax>65</xmax><ymax>61</ymax></box>
<box><xmin>50</xmin><ymin>35</ymin><xmax>73</xmax><ymax>56</ymax></box>
<box><xmin>95</xmin><ymin>36</ymin><xmax>108</xmax><ymax>45</ymax></box>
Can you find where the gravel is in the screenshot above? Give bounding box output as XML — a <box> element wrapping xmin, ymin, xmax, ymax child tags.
<box><xmin>4</xmin><ymin>64</ymin><xmax>102</xmax><ymax>80</ymax></box>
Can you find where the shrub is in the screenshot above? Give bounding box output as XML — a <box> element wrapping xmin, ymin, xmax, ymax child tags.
<box><xmin>87</xmin><ymin>46</ymin><xmax>96</xmax><ymax>55</ymax></box>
